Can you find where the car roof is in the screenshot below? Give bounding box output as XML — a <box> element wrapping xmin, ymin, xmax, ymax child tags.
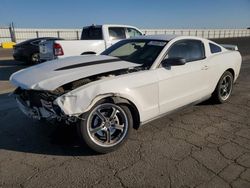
<box><xmin>83</xmin><ymin>24</ymin><xmax>140</xmax><ymax>29</ymax></box>
<box><xmin>132</xmin><ymin>34</ymin><xmax>178</xmax><ymax>41</ymax></box>
<box><xmin>26</xmin><ymin>37</ymin><xmax>59</xmax><ymax>42</ymax></box>
<box><xmin>15</xmin><ymin>37</ymin><xmax>62</xmax><ymax>46</ymax></box>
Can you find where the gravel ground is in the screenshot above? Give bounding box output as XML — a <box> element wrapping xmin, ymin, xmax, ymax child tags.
<box><xmin>0</xmin><ymin>37</ymin><xmax>250</xmax><ymax>188</ymax></box>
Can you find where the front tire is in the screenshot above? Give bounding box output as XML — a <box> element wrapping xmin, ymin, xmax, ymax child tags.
<box><xmin>77</xmin><ymin>102</ymin><xmax>133</xmax><ymax>153</ymax></box>
<box><xmin>212</xmin><ymin>71</ymin><xmax>234</xmax><ymax>103</ymax></box>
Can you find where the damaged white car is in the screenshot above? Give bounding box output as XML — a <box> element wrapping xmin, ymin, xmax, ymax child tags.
<box><xmin>10</xmin><ymin>35</ymin><xmax>242</xmax><ymax>153</ymax></box>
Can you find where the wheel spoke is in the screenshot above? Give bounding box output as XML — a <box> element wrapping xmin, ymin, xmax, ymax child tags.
<box><xmin>90</xmin><ymin>125</ymin><xmax>104</xmax><ymax>134</ymax></box>
<box><xmin>105</xmin><ymin>128</ymin><xmax>111</xmax><ymax>143</ymax></box>
<box><xmin>220</xmin><ymin>89</ymin><xmax>225</xmax><ymax>96</ymax></box>
<box><xmin>222</xmin><ymin>79</ymin><xmax>226</xmax><ymax>85</ymax></box>
<box><xmin>110</xmin><ymin>107</ymin><xmax>118</xmax><ymax>119</ymax></box>
<box><xmin>95</xmin><ymin>110</ymin><xmax>106</xmax><ymax>122</ymax></box>
<box><xmin>114</xmin><ymin>124</ymin><xmax>124</xmax><ymax>131</ymax></box>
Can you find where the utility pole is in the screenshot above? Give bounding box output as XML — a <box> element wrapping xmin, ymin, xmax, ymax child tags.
<box><xmin>9</xmin><ymin>22</ymin><xmax>16</xmax><ymax>42</ymax></box>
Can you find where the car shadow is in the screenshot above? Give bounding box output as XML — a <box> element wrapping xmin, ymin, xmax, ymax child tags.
<box><xmin>0</xmin><ymin>59</ymin><xmax>26</xmax><ymax>66</ymax></box>
<box><xmin>46</xmin><ymin>123</ymin><xmax>97</xmax><ymax>156</ymax></box>
<box><xmin>0</xmin><ymin>60</ymin><xmax>28</xmax><ymax>81</ymax></box>
<box><xmin>0</xmin><ymin>92</ymin><xmax>97</xmax><ymax>156</ymax></box>
<box><xmin>196</xmin><ymin>97</ymin><xmax>221</xmax><ymax>106</ymax></box>
<box><xmin>197</xmin><ymin>98</ymin><xmax>213</xmax><ymax>106</ymax></box>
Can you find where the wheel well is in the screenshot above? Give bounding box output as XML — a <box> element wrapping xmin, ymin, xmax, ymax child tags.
<box><xmin>81</xmin><ymin>51</ymin><xmax>96</xmax><ymax>55</ymax></box>
<box><xmin>101</xmin><ymin>96</ymin><xmax>140</xmax><ymax>129</ymax></box>
<box><xmin>226</xmin><ymin>68</ymin><xmax>235</xmax><ymax>79</ymax></box>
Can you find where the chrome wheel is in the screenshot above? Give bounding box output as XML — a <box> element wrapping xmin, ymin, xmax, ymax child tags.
<box><xmin>219</xmin><ymin>75</ymin><xmax>233</xmax><ymax>101</ymax></box>
<box><xmin>86</xmin><ymin>103</ymin><xmax>129</xmax><ymax>147</ymax></box>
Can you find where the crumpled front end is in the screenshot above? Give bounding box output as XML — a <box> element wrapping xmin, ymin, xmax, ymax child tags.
<box><xmin>13</xmin><ymin>87</ymin><xmax>78</xmax><ymax>124</ymax></box>
<box><xmin>12</xmin><ymin>64</ymin><xmax>146</xmax><ymax>123</ymax></box>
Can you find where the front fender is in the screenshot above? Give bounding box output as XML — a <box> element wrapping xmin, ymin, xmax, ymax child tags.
<box><xmin>55</xmin><ymin>89</ymin><xmax>143</xmax><ymax>118</ymax></box>
<box><xmin>54</xmin><ymin>69</ymin><xmax>159</xmax><ymax>122</ymax></box>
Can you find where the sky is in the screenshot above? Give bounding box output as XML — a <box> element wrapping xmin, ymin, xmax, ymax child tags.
<box><xmin>0</xmin><ymin>0</ymin><xmax>249</xmax><ymax>29</ymax></box>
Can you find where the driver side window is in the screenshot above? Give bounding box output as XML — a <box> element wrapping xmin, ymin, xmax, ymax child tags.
<box><xmin>166</xmin><ymin>40</ymin><xmax>205</xmax><ymax>62</ymax></box>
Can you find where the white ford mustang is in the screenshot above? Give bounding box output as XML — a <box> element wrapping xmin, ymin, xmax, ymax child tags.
<box><xmin>10</xmin><ymin>35</ymin><xmax>242</xmax><ymax>153</ymax></box>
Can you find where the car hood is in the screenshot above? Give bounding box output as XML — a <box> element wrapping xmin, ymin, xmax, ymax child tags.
<box><xmin>10</xmin><ymin>55</ymin><xmax>139</xmax><ymax>90</ymax></box>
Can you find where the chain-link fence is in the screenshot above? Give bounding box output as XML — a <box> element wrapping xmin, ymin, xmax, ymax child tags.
<box><xmin>1</xmin><ymin>26</ymin><xmax>250</xmax><ymax>44</ymax></box>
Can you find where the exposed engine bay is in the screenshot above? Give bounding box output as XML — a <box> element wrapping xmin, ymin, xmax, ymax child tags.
<box><xmin>54</xmin><ymin>66</ymin><xmax>145</xmax><ymax>94</ymax></box>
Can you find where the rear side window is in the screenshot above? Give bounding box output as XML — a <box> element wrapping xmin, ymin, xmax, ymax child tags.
<box><xmin>209</xmin><ymin>43</ymin><xmax>222</xmax><ymax>53</ymax></box>
<box><xmin>167</xmin><ymin>40</ymin><xmax>205</xmax><ymax>62</ymax></box>
<box><xmin>30</xmin><ymin>40</ymin><xmax>41</xmax><ymax>46</ymax></box>
<box><xmin>109</xmin><ymin>27</ymin><xmax>126</xmax><ymax>40</ymax></box>
<box><xmin>81</xmin><ymin>27</ymin><xmax>103</xmax><ymax>40</ymax></box>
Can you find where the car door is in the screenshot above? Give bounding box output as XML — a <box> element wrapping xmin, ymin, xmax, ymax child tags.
<box><xmin>157</xmin><ymin>39</ymin><xmax>210</xmax><ymax>114</ymax></box>
<box><xmin>106</xmin><ymin>27</ymin><xmax>127</xmax><ymax>48</ymax></box>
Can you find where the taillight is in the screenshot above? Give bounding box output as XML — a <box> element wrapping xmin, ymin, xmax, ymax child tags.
<box><xmin>53</xmin><ymin>43</ymin><xmax>64</xmax><ymax>56</ymax></box>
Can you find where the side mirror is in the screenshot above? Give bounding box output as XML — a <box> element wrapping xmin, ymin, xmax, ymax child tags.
<box><xmin>162</xmin><ymin>57</ymin><xmax>186</xmax><ymax>67</ymax></box>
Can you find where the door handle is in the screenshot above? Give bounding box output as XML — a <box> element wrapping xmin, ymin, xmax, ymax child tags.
<box><xmin>201</xmin><ymin>65</ymin><xmax>209</xmax><ymax>70</ymax></box>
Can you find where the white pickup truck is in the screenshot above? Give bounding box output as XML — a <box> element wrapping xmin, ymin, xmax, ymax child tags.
<box><xmin>39</xmin><ymin>24</ymin><xmax>142</xmax><ymax>61</ymax></box>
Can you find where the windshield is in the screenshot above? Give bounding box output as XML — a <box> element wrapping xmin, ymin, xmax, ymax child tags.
<box><xmin>101</xmin><ymin>39</ymin><xmax>167</xmax><ymax>68</ymax></box>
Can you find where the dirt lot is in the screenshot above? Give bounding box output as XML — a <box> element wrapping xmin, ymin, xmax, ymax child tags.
<box><xmin>0</xmin><ymin>38</ymin><xmax>250</xmax><ymax>188</ymax></box>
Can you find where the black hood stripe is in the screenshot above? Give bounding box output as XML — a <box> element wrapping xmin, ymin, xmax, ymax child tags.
<box><xmin>54</xmin><ymin>58</ymin><xmax>122</xmax><ymax>71</ymax></box>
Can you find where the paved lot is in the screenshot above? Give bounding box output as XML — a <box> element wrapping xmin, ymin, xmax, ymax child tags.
<box><xmin>0</xmin><ymin>49</ymin><xmax>13</xmax><ymax>60</ymax></box>
<box><xmin>0</xmin><ymin>38</ymin><xmax>250</xmax><ymax>188</ymax></box>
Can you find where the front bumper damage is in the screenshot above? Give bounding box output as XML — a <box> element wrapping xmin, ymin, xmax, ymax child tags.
<box><xmin>13</xmin><ymin>87</ymin><xmax>78</xmax><ymax>124</ymax></box>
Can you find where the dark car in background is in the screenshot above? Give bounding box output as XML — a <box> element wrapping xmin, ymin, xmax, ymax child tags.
<box><xmin>13</xmin><ymin>37</ymin><xmax>63</xmax><ymax>64</ymax></box>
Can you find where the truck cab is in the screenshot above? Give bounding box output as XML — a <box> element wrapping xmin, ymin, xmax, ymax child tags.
<box><xmin>39</xmin><ymin>24</ymin><xmax>142</xmax><ymax>61</ymax></box>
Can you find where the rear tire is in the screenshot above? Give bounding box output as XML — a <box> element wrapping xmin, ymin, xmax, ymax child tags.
<box><xmin>77</xmin><ymin>102</ymin><xmax>133</xmax><ymax>153</ymax></box>
<box><xmin>212</xmin><ymin>71</ymin><xmax>234</xmax><ymax>104</ymax></box>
